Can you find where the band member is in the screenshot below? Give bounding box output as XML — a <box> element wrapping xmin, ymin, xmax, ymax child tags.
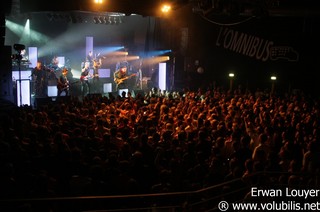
<box><xmin>51</xmin><ymin>55</ymin><xmax>59</xmax><ymax>70</ymax></box>
<box><xmin>31</xmin><ymin>61</ymin><xmax>48</xmax><ymax>97</ymax></box>
<box><xmin>57</xmin><ymin>68</ymin><xmax>69</xmax><ymax>96</ymax></box>
<box><xmin>136</xmin><ymin>59</ymin><xmax>143</xmax><ymax>89</ymax></box>
<box><xmin>93</xmin><ymin>58</ymin><xmax>101</xmax><ymax>78</ymax></box>
<box><xmin>114</xmin><ymin>61</ymin><xmax>136</xmax><ymax>91</ymax></box>
<box><xmin>80</xmin><ymin>62</ymin><xmax>91</xmax><ymax>97</ymax></box>
<box><xmin>86</xmin><ymin>51</ymin><xmax>94</xmax><ymax>69</ymax></box>
<box><xmin>92</xmin><ymin>58</ymin><xmax>102</xmax><ymax>93</ymax></box>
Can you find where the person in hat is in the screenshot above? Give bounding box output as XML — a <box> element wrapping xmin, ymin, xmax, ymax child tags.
<box><xmin>114</xmin><ymin>61</ymin><xmax>136</xmax><ymax>91</ymax></box>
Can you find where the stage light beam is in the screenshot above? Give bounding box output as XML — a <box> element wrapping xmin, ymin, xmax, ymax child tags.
<box><xmin>161</xmin><ymin>4</ymin><xmax>172</xmax><ymax>13</ymax></box>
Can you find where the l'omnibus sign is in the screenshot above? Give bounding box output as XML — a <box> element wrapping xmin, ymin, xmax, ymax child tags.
<box><xmin>215</xmin><ymin>26</ymin><xmax>299</xmax><ymax>62</ymax></box>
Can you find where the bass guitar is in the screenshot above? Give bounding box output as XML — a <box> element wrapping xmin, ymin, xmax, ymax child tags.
<box><xmin>114</xmin><ymin>73</ymin><xmax>137</xmax><ymax>85</ymax></box>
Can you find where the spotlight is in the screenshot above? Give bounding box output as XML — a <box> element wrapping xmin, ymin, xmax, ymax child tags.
<box><xmin>11</xmin><ymin>54</ymin><xmax>23</xmax><ymax>60</ymax></box>
<box><xmin>104</xmin><ymin>16</ymin><xmax>108</xmax><ymax>24</ymax></box>
<box><xmin>14</xmin><ymin>44</ymin><xmax>25</xmax><ymax>52</ymax></box>
<box><xmin>65</xmin><ymin>14</ymin><xmax>71</xmax><ymax>23</ymax></box>
<box><xmin>71</xmin><ymin>15</ymin><xmax>77</xmax><ymax>23</ymax></box>
<box><xmin>161</xmin><ymin>4</ymin><xmax>172</xmax><ymax>13</ymax></box>
<box><xmin>53</xmin><ymin>14</ymin><xmax>59</xmax><ymax>21</ymax></box>
<box><xmin>12</xmin><ymin>44</ymin><xmax>25</xmax><ymax>60</ymax></box>
<box><xmin>93</xmin><ymin>17</ymin><xmax>99</xmax><ymax>24</ymax></box>
<box><xmin>119</xmin><ymin>17</ymin><xmax>123</xmax><ymax>24</ymax></box>
<box><xmin>77</xmin><ymin>16</ymin><xmax>83</xmax><ymax>23</ymax></box>
<box><xmin>58</xmin><ymin>14</ymin><xmax>65</xmax><ymax>20</ymax></box>
<box><xmin>47</xmin><ymin>13</ymin><xmax>53</xmax><ymax>21</ymax></box>
<box><xmin>98</xmin><ymin>16</ymin><xmax>103</xmax><ymax>24</ymax></box>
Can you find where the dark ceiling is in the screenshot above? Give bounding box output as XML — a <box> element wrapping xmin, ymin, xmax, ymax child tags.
<box><xmin>15</xmin><ymin>0</ymin><xmax>320</xmax><ymax>18</ymax></box>
<box><xmin>19</xmin><ymin>0</ymin><xmax>188</xmax><ymax>17</ymax></box>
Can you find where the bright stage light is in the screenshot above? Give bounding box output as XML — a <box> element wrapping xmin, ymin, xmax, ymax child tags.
<box><xmin>124</xmin><ymin>56</ymin><xmax>140</xmax><ymax>61</ymax></box>
<box><xmin>94</xmin><ymin>46</ymin><xmax>125</xmax><ymax>55</ymax></box>
<box><xmin>144</xmin><ymin>49</ymin><xmax>172</xmax><ymax>57</ymax></box>
<box><xmin>140</xmin><ymin>56</ymin><xmax>170</xmax><ymax>66</ymax></box>
<box><xmin>161</xmin><ymin>4</ymin><xmax>172</xmax><ymax>13</ymax></box>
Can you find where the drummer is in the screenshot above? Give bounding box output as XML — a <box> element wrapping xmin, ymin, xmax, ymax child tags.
<box><xmin>51</xmin><ymin>55</ymin><xmax>59</xmax><ymax>70</ymax></box>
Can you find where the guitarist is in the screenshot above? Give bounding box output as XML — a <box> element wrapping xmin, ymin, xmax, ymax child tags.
<box><xmin>57</xmin><ymin>68</ymin><xmax>69</xmax><ymax>96</ymax></box>
<box><xmin>114</xmin><ymin>62</ymin><xmax>136</xmax><ymax>91</ymax></box>
<box><xmin>80</xmin><ymin>62</ymin><xmax>91</xmax><ymax>97</ymax></box>
<box><xmin>92</xmin><ymin>58</ymin><xmax>101</xmax><ymax>93</ymax></box>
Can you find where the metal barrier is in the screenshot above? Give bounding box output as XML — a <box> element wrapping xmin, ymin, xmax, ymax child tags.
<box><xmin>1</xmin><ymin>171</ymin><xmax>311</xmax><ymax>212</ymax></box>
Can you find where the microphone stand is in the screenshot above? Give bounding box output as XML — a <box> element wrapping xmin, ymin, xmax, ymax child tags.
<box><xmin>17</xmin><ymin>51</ymin><xmax>22</xmax><ymax>107</ymax></box>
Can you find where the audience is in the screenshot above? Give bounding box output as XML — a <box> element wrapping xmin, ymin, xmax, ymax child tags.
<box><xmin>0</xmin><ymin>86</ymin><xmax>319</xmax><ymax>201</ymax></box>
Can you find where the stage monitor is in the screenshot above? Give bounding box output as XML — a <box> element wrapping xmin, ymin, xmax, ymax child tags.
<box><xmin>48</xmin><ymin>86</ymin><xmax>58</xmax><ymax>97</ymax></box>
<box><xmin>103</xmin><ymin>83</ymin><xmax>112</xmax><ymax>93</ymax></box>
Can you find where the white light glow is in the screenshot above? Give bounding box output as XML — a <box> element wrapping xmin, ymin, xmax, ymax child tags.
<box><xmin>6</xmin><ymin>19</ymin><xmax>49</xmax><ymax>45</ymax></box>
<box><xmin>17</xmin><ymin>80</ymin><xmax>31</xmax><ymax>106</ymax></box>
<box><xmin>28</xmin><ymin>47</ymin><xmax>38</xmax><ymax>68</ymax></box>
<box><xmin>159</xmin><ymin>63</ymin><xmax>166</xmax><ymax>91</ymax></box>
<box><xmin>57</xmin><ymin>56</ymin><xmax>65</xmax><ymax>68</ymax></box>
<box><xmin>161</xmin><ymin>4</ymin><xmax>172</xmax><ymax>13</ymax></box>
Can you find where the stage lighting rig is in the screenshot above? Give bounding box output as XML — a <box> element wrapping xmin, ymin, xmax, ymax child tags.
<box><xmin>12</xmin><ymin>44</ymin><xmax>26</xmax><ymax>107</ymax></box>
<box><xmin>14</xmin><ymin>44</ymin><xmax>25</xmax><ymax>52</ymax></box>
<box><xmin>12</xmin><ymin>44</ymin><xmax>25</xmax><ymax>60</ymax></box>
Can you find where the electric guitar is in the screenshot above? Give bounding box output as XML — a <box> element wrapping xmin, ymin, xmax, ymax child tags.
<box><xmin>93</xmin><ymin>59</ymin><xmax>102</xmax><ymax>68</ymax></box>
<box><xmin>57</xmin><ymin>80</ymin><xmax>79</xmax><ymax>91</ymax></box>
<box><xmin>80</xmin><ymin>74</ymin><xmax>93</xmax><ymax>82</ymax></box>
<box><xmin>114</xmin><ymin>73</ymin><xmax>137</xmax><ymax>85</ymax></box>
<box><xmin>57</xmin><ymin>81</ymin><xmax>69</xmax><ymax>91</ymax></box>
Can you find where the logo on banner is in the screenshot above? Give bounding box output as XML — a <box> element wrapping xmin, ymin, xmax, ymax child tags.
<box><xmin>215</xmin><ymin>26</ymin><xmax>299</xmax><ymax>62</ymax></box>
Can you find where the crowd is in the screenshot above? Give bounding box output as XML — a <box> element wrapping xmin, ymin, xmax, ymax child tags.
<box><xmin>0</xmin><ymin>86</ymin><xmax>320</xmax><ymax>202</ymax></box>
